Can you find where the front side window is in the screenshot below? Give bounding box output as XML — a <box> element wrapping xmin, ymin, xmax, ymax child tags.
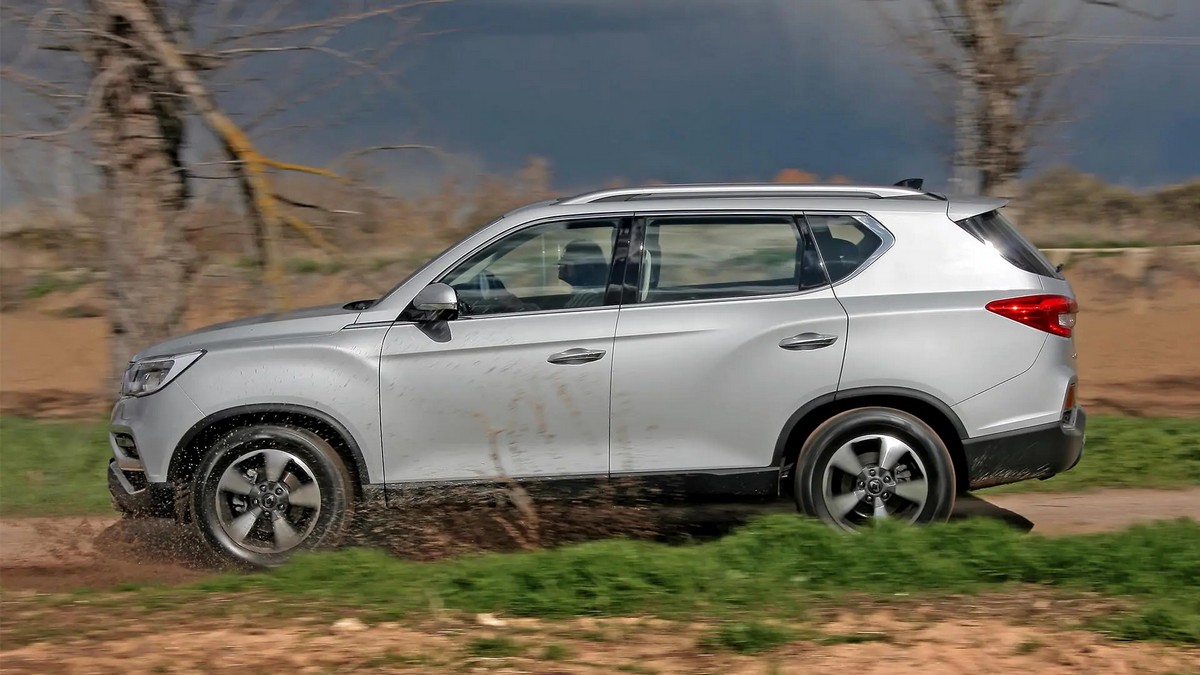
<box><xmin>805</xmin><ymin>214</ymin><xmax>886</xmax><ymax>283</ymax></box>
<box><xmin>441</xmin><ymin>219</ymin><xmax>619</xmax><ymax>316</ymax></box>
<box><xmin>635</xmin><ymin>215</ymin><xmax>822</xmax><ymax>304</ymax></box>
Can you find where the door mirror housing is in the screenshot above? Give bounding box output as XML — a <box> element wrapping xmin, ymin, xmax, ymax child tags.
<box><xmin>403</xmin><ymin>283</ymin><xmax>459</xmax><ymax>321</ymax></box>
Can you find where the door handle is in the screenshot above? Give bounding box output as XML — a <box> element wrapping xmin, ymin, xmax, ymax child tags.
<box><xmin>547</xmin><ymin>347</ymin><xmax>607</xmax><ymax>365</ymax></box>
<box><xmin>779</xmin><ymin>332</ymin><xmax>839</xmax><ymax>351</ymax></box>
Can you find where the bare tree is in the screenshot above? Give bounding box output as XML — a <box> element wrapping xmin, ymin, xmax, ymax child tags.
<box><xmin>2</xmin><ymin>0</ymin><xmax>444</xmax><ymax>379</ymax></box>
<box><xmin>872</xmin><ymin>0</ymin><xmax>1161</xmax><ymax>197</ymax></box>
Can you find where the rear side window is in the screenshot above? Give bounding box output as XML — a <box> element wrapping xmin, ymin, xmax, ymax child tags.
<box><xmin>805</xmin><ymin>214</ymin><xmax>886</xmax><ymax>283</ymax></box>
<box><xmin>636</xmin><ymin>215</ymin><xmax>823</xmax><ymax>304</ymax></box>
<box><xmin>956</xmin><ymin>210</ymin><xmax>1062</xmax><ymax>279</ymax></box>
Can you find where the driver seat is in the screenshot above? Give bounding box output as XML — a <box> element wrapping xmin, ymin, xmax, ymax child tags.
<box><xmin>558</xmin><ymin>239</ymin><xmax>608</xmax><ymax>308</ymax></box>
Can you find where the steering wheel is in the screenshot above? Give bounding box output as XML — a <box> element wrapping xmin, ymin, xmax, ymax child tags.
<box><xmin>453</xmin><ymin>271</ymin><xmax>536</xmax><ymax>314</ymax></box>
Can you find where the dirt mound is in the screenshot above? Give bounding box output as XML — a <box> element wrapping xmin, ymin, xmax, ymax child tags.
<box><xmin>0</xmin><ymin>517</ymin><xmax>213</xmax><ymax>592</ymax></box>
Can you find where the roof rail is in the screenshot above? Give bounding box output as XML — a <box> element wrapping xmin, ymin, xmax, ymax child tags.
<box><xmin>558</xmin><ymin>183</ymin><xmax>926</xmax><ymax>204</ymax></box>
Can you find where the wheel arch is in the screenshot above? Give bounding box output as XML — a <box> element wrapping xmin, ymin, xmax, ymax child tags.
<box><xmin>774</xmin><ymin>387</ymin><xmax>969</xmax><ymax>494</ymax></box>
<box><xmin>168</xmin><ymin>404</ymin><xmax>369</xmax><ymax>497</ymax></box>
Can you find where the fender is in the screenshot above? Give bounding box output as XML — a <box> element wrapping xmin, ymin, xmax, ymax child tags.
<box><xmin>772</xmin><ymin>386</ymin><xmax>968</xmax><ymax>467</ymax></box>
<box><xmin>170</xmin><ymin>403</ymin><xmax>372</xmax><ymax>484</ymax></box>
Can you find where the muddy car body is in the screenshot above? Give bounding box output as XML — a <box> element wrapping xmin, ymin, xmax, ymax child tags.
<box><xmin>110</xmin><ymin>182</ymin><xmax>1086</xmax><ymax>565</ymax></box>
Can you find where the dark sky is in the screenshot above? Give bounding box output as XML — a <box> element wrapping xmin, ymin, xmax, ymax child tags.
<box><xmin>3</xmin><ymin>0</ymin><xmax>1198</xmax><ymax>200</ymax></box>
<box><xmin>287</xmin><ymin>0</ymin><xmax>1197</xmax><ymax>192</ymax></box>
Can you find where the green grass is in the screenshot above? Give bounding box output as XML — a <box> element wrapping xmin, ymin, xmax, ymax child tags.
<box><xmin>25</xmin><ymin>271</ymin><xmax>87</xmax><ymax>299</ymax></box>
<box><xmin>466</xmin><ymin>635</ymin><xmax>525</xmax><ymax>657</ymax></box>
<box><xmin>0</xmin><ymin>417</ymin><xmax>112</xmax><ymax>516</ymax></box>
<box><xmin>539</xmin><ymin>643</ymin><xmax>572</xmax><ymax>661</ymax></box>
<box><xmin>286</xmin><ymin>258</ymin><xmax>345</xmax><ymax>275</ymax></box>
<box><xmin>183</xmin><ymin>516</ymin><xmax>1200</xmax><ymax>644</ymax></box>
<box><xmin>699</xmin><ymin>621</ymin><xmax>793</xmax><ymax>654</ymax></box>
<box><xmin>1015</xmin><ymin>638</ymin><xmax>1043</xmax><ymax>654</ymax></box>
<box><xmin>987</xmin><ymin>416</ymin><xmax>1200</xmax><ymax>493</ymax></box>
<box><xmin>0</xmin><ymin>414</ymin><xmax>1196</xmax><ymax>515</ymax></box>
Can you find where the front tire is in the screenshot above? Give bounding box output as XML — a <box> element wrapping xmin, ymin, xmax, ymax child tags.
<box><xmin>191</xmin><ymin>424</ymin><xmax>354</xmax><ymax>567</ymax></box>
<box><xmin>795</xmin><ymin>407</ymin><xmax>955</xmax><ymax>531</ymax></box>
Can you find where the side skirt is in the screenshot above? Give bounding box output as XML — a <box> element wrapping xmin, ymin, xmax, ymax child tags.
<box><xmin>375</xmin><ymin>468</ymin><xmax>782</xmax><ymax>507</ymax></box>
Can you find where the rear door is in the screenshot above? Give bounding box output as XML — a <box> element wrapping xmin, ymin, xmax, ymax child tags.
<box><xmin>607</xmin><ymin>213</ymin><xmax>848</xmax><ymax>479</ymax></box>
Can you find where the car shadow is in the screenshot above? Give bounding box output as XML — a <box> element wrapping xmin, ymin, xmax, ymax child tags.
<box><xmin>949</xmin><ymin>492</ymin><xmax>1035</xmax><ymax>532</ymax></box>
<box><xmin>649</xmin><ymin>493</ymin><xmax>1034</xmax><ymax>543</ymax></box>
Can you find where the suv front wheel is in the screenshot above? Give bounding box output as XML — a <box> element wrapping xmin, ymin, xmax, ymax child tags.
<box><xmin>795</xmin><ymin>407</ymin><xmax>955</xmax><ymax>531</ymax></box>
<box><xmin>191</xmin><ymin>424</ymin><xmax>354</xmax><ymax>567</ymax></box>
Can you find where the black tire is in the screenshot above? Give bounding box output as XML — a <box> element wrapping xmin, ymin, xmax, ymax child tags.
<box><xmin>795</xmin><ymin>407</ymin><xmax>955</xmax><ymax>531</ymax></box>
<box><xmin>191</xmin><ymin>424</ymin><xmax>354</xmax><ymax>567</ymax></box>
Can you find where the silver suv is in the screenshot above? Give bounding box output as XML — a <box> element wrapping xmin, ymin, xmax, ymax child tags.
<box><xmin>109</xmin><ymin>182</ymin><xmax>1086</xmax><ymax>566</ymax></box>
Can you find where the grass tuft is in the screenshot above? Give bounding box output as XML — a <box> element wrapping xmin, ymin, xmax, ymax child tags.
<box><xmin>466</xmin><ymin>635</ymin><xmax>524</xmax><ymax>658</ymax></box>
<box><xmin>699</xmin><ymin>621</ymin><xmax>793</xmax><ymax>654</ymax></box>
<box><xmin>540</xmin><ymin>643</ymin><xmax>572</xmax><ymax>661</ymax></box>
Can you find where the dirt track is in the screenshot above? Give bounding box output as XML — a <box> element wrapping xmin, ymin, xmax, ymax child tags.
<box><xmin>3</xmin><ymin>603</ymin><xmax>1198</xmax><ymax>674</ymax></box>
<box><xmin>2</xmin><ymin>488</ymin><xmax>1199</xmax><ymax>594</ymax></box>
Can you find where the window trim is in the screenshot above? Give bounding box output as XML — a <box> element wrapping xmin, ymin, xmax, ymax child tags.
<box><xmin>621</xmin><ymin>211</ymin><xmax>829</xmax><ymax>308</ymax></box>
<box><xmin>432</xmin><ymin>214</ymin><xmax>632</xmax><ymax>319</ymax></box>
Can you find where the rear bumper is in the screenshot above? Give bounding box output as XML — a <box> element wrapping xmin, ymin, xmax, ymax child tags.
<box><xmin>108</xmin><ymin>460</ymin><xmax>177</xmax><ymax>518</ymax></box>
<box><xmin>962</xmin><ymin>407</ymin><xmax>1086</xmax><ymax>490</ymax></box>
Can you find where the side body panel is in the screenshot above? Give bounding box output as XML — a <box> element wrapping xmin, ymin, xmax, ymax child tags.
<box><xmin>175</xmin><ymin>326</ymin><xmax>388</xmax><ymax>482</ymax></box>
<box><xmin>608</xmin><ymin>290</ymin><xmax>848</xmax><ymax>474</ymax></box>
<box><xmin>834</xmin><ymin>209</ymin><xmax>1050</xmax><ymax>433</ymax></box>
<box><xmin>379</xmin><ymin>310</ymin><xmax>618</xmax><ymax>482</ymax></box>
<box><xmin>953</xmin><ymin>274</ymin><xmax>1080</xmax><ymax>436</ymax></box>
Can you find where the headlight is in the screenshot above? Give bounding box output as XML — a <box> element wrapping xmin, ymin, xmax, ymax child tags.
<box><xmin>121</xmin><ymin>350</ymin><xmax>205</xmax><ymax>397</ymax></box>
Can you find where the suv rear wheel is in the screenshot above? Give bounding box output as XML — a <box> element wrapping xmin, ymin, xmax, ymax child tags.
<box><xmin>191</xmin><ymin>424</ymin><xmax>354</xmax><ymax>567</ymax></box>
<box><xmin>795</xmin><ymin>407</ymin><xmax>955</xmax><ymax>531</ymax></box>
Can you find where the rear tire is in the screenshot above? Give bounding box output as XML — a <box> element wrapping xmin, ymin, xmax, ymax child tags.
<box><xmin>795</xmin><ymin>407</ymin><xmax>955</xmax><ymax>531</ymax></box>
<box><xmin>191</xmin><ymin>424</ymin><xmax>354</xmax><ymax>567</ymax></box>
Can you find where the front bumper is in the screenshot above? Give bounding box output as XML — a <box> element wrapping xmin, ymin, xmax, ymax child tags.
<box><xmin>108</xmin><ymin>460</ymin><xmax>177</xmax><ymax>518</ymax></box>
<box><xmin>962</xmin><ymin>407</ymin><xmax>1086</xmax><ymax>490</ymax></box>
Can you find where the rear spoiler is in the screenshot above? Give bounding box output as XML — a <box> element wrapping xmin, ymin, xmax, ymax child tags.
<box><xmin>891</xmin><ymin>178</ymin><xmax>1009</xmax><ymax>220</ymax></box>
<box><xmin>946</xmin><ymin>197</ymin><xmax>1009</xmax><ymax>222</ymax></box>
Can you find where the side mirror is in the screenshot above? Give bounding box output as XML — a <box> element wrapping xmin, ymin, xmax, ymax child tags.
<box><xmin>413</xmin><ymin>282</ymin><xmax>458</xmax><ymax>312</ymax></box>
<box><xmin>402</xmin><ymin>282</ymin><xmax>459</xmax><ymax>323</ymax></box>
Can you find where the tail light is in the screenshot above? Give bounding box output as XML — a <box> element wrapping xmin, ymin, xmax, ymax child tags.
<box><xmin>985</xmin><ymin>294</ymin><xmax>1078</xmax><ymax>337</ymax></box>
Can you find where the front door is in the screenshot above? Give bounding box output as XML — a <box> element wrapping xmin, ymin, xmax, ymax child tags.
<box><xmin>380</xmin><ymin>217</ymin><xmax>625</xmax><ymax>484</ymax></box>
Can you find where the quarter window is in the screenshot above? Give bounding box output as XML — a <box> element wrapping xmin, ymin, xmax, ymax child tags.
<box><xmin>805</xmin><ymin>214</ymin><xmax>885</xmax><ymax>283</ymax></box>
<box><xmin>635</xmin><ymin>215</ymin><xmax>824</xmax><ymax>304</ymax></box>
<box><xmin>441</xmin><ymin>219</ymin><xmax>619</xmax><ymax>316</ymax></box>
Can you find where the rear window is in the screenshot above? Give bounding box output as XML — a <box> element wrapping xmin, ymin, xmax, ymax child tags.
<box><xmin>956</xmin><ymin>210</ymin><xmax>1062</xmax><ymax>279</ymax></box>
